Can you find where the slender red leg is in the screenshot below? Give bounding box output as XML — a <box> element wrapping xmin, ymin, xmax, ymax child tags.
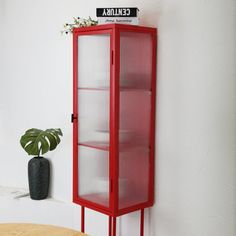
<box><xmin>112</xmin><ymin>217</ymin><xmax>116</xmax><ymax>236</ymax></box>
<box><xmin>81</xmin><ymin>206</ymin><xmax>85</xmax><ymax>233</ymax></box>
<box><xmin>109</xmin><ymin>216</ymin><xmax>112</xmax><ymax>236</ymax></box>
<box><xmin>140</xmin><ymin>209</ymin><xmax>144</xmax><ymax>236</ymax></box>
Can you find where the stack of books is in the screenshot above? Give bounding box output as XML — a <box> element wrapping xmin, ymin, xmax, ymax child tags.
<box><xmin>96</xmin><ymin>7</ymin><xmax>139</xmax><ymax>25</ymax></box>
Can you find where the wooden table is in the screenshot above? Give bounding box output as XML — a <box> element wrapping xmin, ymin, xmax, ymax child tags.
<box><xmin>0</xmin><ymin>223</ymin><xmax>88</xmax><ymax>236</ymax></box>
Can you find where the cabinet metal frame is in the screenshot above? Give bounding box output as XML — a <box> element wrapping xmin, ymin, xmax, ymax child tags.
<box><xmin>72</xmin><ymin>24</ymin><xmax>157</xmax><ymax>235</ymax></box>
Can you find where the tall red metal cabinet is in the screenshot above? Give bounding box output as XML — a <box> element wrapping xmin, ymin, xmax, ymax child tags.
<box><xmin>72</xmin><ymin>24</ymin><xmax>157</xmax><ymax>236</ymax></box>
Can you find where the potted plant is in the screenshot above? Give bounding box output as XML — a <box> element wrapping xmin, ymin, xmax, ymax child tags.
<box><xmin>20</xmin><ymin>128</ymin><xmax>63</xmax><ymax>200</ymax></box>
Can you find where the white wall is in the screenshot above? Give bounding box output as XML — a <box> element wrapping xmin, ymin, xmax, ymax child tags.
<box><xmin>0</xmin><ymin>0</ymin><xmax>235</xmax><ymax>236</ymax></box>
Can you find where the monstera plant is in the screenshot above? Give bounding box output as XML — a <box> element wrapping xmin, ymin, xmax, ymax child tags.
<box><xmin>20</xmin><ymin>128</ymin><xmax>63</xmax><ymax>200</ymax></box>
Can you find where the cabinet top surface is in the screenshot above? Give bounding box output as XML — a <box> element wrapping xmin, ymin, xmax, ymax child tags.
<box><xmin>73</xmin><ymin>23</ymin><xmax>157</xmax><ymax>34</ymax></box>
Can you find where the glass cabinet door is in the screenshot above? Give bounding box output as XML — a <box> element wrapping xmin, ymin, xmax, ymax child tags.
<box><xmin>78</xmin><ymin>34</ymin><xmax>110</xmax><ymax>88</ymax></box>
<box><xmin>77</xmin><ymin>33</ymin><xmax>111</xmax><ymax>208</ymax></box>
<box><xmin>118</xmin><ymin>32</ymin><xmax>153</xmax><ymax>210</ymax></box>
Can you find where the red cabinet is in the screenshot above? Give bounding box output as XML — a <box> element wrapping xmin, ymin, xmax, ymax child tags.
<box><xmin>72</xmin><ymin>24</ymin><xmax>157</xmax><ymax>236</ymax></box>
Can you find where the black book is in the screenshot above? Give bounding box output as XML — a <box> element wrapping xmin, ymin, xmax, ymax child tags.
<box><xmin>96</xmin><ymin>8</ymin><xmax>138</xmax><ymax>18</ymax></box>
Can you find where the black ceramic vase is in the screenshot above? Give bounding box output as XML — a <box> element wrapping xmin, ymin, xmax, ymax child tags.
<box><xmin>28</xmin><ymin>157</ymin><xmax>50</xmax><ymax>200</ymax></box>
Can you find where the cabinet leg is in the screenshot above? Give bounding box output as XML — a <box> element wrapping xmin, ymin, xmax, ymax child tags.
<box><xmin>140</xmin><ymin>209</ymin><xmax>144</xmax><ymax>236</ymax></box>
<box><xmin>81</xmin><ymin>206</ymin><xmax>85</xmax><ymax>233</ymax></box>
<box><xmin>112</xmin><ymin>217</ymin><xmax>116</xmax><ymax>236</ymax></box>
<box><xmin>109</xmin><ymin>216</ymin><xmax>112</xmax><ymax>236</ymax></box>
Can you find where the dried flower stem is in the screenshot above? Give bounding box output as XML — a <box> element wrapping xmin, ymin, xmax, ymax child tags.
<box><xmin>61</xmin><ymin>16</ymin><xmax>98</xmax><ymax>34</ymax></box>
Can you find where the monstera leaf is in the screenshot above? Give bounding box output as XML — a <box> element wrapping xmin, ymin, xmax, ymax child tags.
<box><xmin>20</xmin><ymin>128</ymin><xmax>63</xmax><ymax>157</ymax></box>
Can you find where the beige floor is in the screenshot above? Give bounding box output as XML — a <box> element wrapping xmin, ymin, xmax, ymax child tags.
<box><xmin>0</xmin><ymin>223</ymin><xmax>88</xmax><ymax>236</ymax></box>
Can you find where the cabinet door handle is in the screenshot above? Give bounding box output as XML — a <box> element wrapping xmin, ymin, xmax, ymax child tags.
<box><xmin>71</xmin><ymin>114</ymin><xmax>78</xmax><ymax>123</ymax></box>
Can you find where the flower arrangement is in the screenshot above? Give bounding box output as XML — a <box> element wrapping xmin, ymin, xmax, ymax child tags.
<box><xmin>62</xmin><ymin>17</ymin><xmax>98</xmax><ymax>34</ymax></box>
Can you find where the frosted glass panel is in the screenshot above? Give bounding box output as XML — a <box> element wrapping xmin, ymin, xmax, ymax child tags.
<box><xmin>118</xmin><ymin>32</ymin><xmax>152</xmax><ymax>209</ymax></box>
<box><xmin>119</xmin><ymin>91</ymin><xmax>151</xmax><ymax>146</ymax></box>
<box><xmin>78</xmin><ymin>146</ymin><xmax>109</xmax><ymax>207</ymax></box>
<box><xmin>78</xmin><ymin>90</ymin><xmax>109</xmax><ymax>145</ymax></box>
<box><xmin>119</xmin><ymin>32</ymin><xmax>152</xmax><ymax>90</ymax></box>
<box><xmin>78</xmin><ymin>35</ymin><xmax>110</xmax><ymax>88</ymax></box>
<box><xmin>118</xmin><ymin>149</ymin><xmax>149</xmax><ymax>209</ymax></box>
